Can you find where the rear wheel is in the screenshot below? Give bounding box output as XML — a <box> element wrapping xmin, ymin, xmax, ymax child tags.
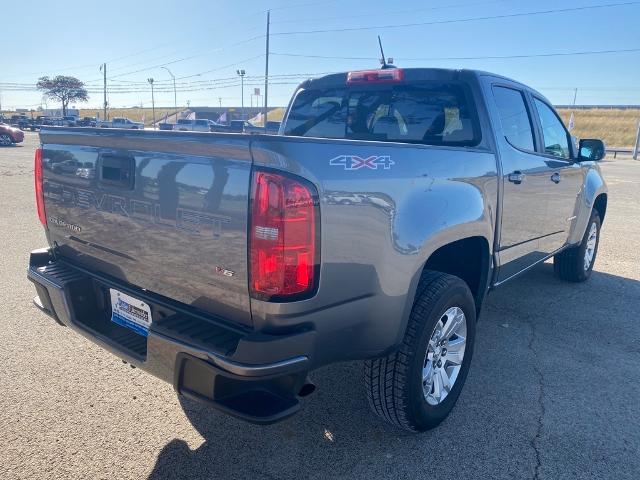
<box><xmin>554</xmin><ymin>210</ymin><xmax>601</xmax><ymax>282</ymax></box>
<box><xmin>0</xmin><ymin>134</ymin><xmax>12</xmax><ymax>146</ymax></box>
<box><xmin>364</xmin><ymin>270</ymin><xmax>476</xmax><ymax>431</ymax></box>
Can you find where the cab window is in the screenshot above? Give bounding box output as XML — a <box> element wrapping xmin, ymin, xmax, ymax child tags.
<box><xmin>533</xmin><ymin>98</ymin><xmax>571</xmax><ymax>159</ymax></box>
<box><xmin>492</xmin><ymin>86</ymin><xmax>535</xmax><ymax>151</ymax></box>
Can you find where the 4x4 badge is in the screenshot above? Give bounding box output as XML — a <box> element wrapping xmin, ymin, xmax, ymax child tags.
<box><xmin>329</xmin><ymin>155</ymin><xmax>394</xmax><ymax>171</ymax></box>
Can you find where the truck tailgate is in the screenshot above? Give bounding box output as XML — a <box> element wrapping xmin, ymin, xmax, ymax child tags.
<box><xmin>40</xmin><ymin>128</ymin><xmax>253</xmax><ymax>327</ymax></box>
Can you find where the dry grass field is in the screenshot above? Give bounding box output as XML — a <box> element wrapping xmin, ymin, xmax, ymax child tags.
<box><xmin>67</xmin><ymin>107</ymin><xmax>640</xmax><ymax>146</ymax></box>
<box><xmin>557</xmin><ymin>108</ymin><xmax>639</xmax><ymax>147</ymax></box>
<box><xmin>3</xmin><ymin>107</ymin><xmax>638</xmax><ymax>146</ymax></box>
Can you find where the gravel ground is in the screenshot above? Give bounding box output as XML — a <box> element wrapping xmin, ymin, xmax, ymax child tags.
<box><xmin>1</xmin><ymin>132</ymin><xmax>638</xmax><ymax>480</ymax></box>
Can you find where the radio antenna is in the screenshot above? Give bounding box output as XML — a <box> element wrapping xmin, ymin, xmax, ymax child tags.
<box><xmin>378</xmin><ymin>36</ymin><xmax>388</xmax><ymax>68</ymax></box>
<box><xmin>378</xmin><ymin>36</ymin><xmax>395</xmax><ymax>69</ymax></box>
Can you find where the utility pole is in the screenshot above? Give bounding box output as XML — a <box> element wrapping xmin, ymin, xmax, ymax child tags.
<box><xmin>237</xmin><ymin>69</ymin><xmax>246</xmax><ymax>120</ymax></box>
<box><xmin>572</xmin><ymin>88</ymin><xmax>578</xmax><ymax>106</ymax></box>
<box><xmin>148</xmin><ymin>78</ymin><xmax>156</xmax><ymax>130</ymax></box>
<box><xmin>218</xmin><ymin>97</ymin><xmax>222</xmax><ymax>108</ymax></box>
<box><xmin>633</xmin><ymin>120</ymin><xmax>640</xmax><ymax>161</ymax></box>
<box><xmin>101</xmin><ymin>63</ymin><xmax>108</xmax><ymax>120</ymax></box>
<box><xmin>161</xmin><ymin>66</ymin><xmax>177</xmax><ymax>123</ymax></box>
<box><xmin>264</xmin><ymin>9</ymin><xmax>270</xmax><ymax>131</ymax></box>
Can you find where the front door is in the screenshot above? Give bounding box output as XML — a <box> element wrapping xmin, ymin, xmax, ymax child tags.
<box><xmin>530</xmin><ymin>97</ymin><xmax>584</xmax><ymax>253</ymax></box>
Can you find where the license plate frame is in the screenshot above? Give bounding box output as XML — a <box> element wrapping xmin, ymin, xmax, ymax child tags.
<box><xmin>109</xmin><ymin>288</ymin><xmax>152</xmax><ymax>337</ymax></box>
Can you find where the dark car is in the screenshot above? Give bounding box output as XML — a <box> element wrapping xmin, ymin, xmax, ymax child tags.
<box><xmin>50</xmin><ymin>159</ymin><xmax>84</xmax><ymax>174</ymax></box>
<box><xmin>9</xmin><ymin>115</ymin><xmax>35</xmax><ymax>131</ymax></box>
<box><xmin>76</xmin><ymin>117</ymin><xmax>97</xmax><ymax>127</ymax></box>
<box><xmin>0</xmin><ymin>123</ymin><xmax>25</xmax><ymax>146</ymax></box>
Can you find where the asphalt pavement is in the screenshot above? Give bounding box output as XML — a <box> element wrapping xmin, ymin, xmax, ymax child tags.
<box><xmin>1</xmin><ymin>132</ymin><xmax>638</xmax><ymax>479</ymax></box>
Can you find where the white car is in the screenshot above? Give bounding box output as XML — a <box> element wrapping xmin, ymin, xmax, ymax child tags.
<box><xmin>173</xmin><ymin>119</ymin><xmax>219</xmax><ymax>132</ymax></box>
<box><xmin>98</xmin><ymin>117</ymin><xmax>144</xmax><ymax>129</ymax></box>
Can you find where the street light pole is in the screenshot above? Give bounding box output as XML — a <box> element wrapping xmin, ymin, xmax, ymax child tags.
<box><xmin>264</xmin><ymin>10</ymin><xmax>270</xmax><ymax>132</ymax></box>
<box><xmin>161</xmin><ymin>66</ymin><xmax>177</xmax><ymax>122</ymax></box>
<box><xmin>147</xmin><ymin>78</ymin><xmax>156</xmax><ymax>130</ymax></box>
<box><xmin>236</xmin><ymin>69</ymin><xmax>245</xmax><ymax>120</ymax></box>
<box><xmin>100</xmin><ymin>63</ymin><xmax>108</xmax><ymax>121</ymax></box>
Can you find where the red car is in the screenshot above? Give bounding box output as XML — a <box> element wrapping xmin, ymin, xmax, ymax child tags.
<box><xmin>0</xmin><ymin>122</ymin><xmax>25</xmax><ymax>146</ymax></box>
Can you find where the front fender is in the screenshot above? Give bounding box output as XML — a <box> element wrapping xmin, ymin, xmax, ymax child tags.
<box><xmin>567</xmin><ymin>165</ymin><xmax>608</xmax><ymax>245</ymax></box>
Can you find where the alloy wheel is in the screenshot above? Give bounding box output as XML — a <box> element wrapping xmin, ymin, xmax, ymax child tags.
<box><xmin>584</xmin><ymin>221</ymin><xmax>598</xmax><ymax>271</ymax></box>
<box><xmin>422</xmin><ymin>306</ymin><xmax>467</xmax><ymax>406</ymax></box>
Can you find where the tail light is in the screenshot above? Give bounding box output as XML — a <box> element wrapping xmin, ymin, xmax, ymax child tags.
<box><xmin>34</xmin><ymin>148</ymin><xmax>47</xmax><ymax>225</ymax></box>
<box><xmin>249</xmin><ymin>170</ymin><xmax>319</xmax><ymax>301</ymax></box>
<box><xmin>347</xmin><ymin>68</ymin><xmax>404</xmax><ymax>85</ymax></box>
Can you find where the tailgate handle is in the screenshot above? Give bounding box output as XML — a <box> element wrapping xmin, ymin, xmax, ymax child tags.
<box><xmin>98</xmin><ymin>154</ymin><xmax>135</xmax><ymax>189</ymax></box>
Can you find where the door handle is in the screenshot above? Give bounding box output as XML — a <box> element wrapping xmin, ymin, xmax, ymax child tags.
<box><xmin>508</xmin><ymin>171</ymin><xmax>525</xmax><ymax>184</ymax></box>
<box><xmin>551</xmin><ymin>172</ymin><xmax>561</xmax><ymax>184</ymax></box>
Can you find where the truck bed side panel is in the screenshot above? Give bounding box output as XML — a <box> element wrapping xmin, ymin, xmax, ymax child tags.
<box><xmin>250</xmin><ymin>135</ymin><xmax>498</xmax><ymax>362</ymax></box>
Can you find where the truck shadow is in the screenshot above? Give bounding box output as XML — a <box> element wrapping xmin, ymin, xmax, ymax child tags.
<box><xmin>147</xmin><ymin>263</ymin><xmax>640</xmax><ymax>480</ymax></box>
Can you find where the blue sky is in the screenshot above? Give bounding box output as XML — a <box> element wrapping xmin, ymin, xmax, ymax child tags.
<box><xmin>1</xmin><ymin>0</ymin><xmax>639</xmax><ymax>110</ymax></box>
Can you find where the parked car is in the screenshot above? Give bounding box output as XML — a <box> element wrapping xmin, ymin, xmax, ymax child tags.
<box><xmin>50</xmin><ymin>159</ymin><xmax>84</xmax><ymax>174</ymax></box>
<box><xmin>0</xmin><ymin>122</ymin><xmax>24</xmax><ymax>146</ymax></box>
<box><xmin>76</xmin><ymin>117</ymin><xmax>97</xmax><ymax>127</ymax></box>
<box><xmin>172</xmin><ymin>118</ymin><xmax>222</xmax><ymax>132</ymax></box>
<box><xmin>97</xmin><ymin>117</ymin><xmax>144</xmax><ymax>129</ymax></box>
<box><xmin>42</xmin><ymin>117</ymin><xmax>65</xmax><ymax>127</ymax></box>
<box><xmin>8</xmin><ymin>115</ymin><xmax>35</xmax><ymax>131</ymax></box>
<box><xmin>29</xmin><ymin>67</ymin><xmax>607</xmax><ymax>432</ymax></box>
<box><xmin>228</xmin><ymin>119</ymin><xmax>250</xmax><ymax>132</ymax></box>
<box><xmin>266</xmin><ymin>121</ymin><xmax>281</xmax><ymax>134</ymax></box>
<box><xmin>62</xmin><ymin>115</ymin><xmax>78</xmax><ymax>127</ymax></box>
<box><xmin>75</xmin><ymin>166</ymin><xmax>95</xmax><ymax>179</ymax></box>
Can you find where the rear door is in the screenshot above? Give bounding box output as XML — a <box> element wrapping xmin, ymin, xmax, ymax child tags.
<box><xmin>487</xmin><ymin>83</ymin><xmax>557</xmax><ymax>281</ymax></box>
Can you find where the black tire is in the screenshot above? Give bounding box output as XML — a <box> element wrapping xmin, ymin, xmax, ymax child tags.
<box><xmin>0</xmin><ymin>134</ymin><xmax>12</xmax><ymax>146</ymax></box>
<box><xmin>554</xmin><ymin>210</ymin><xmax>601</xmax><ymax>282</ymax></box>
<box><xmin>364</xmin><ymin>270</ymin><xmax>476</xmax><ymax>432</ymax></box>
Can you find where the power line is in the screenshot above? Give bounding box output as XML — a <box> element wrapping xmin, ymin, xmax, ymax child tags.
<box><xmin>271</xmin><ymin>1</ymin><xmax>640</xmax><ymax>36</ymax></box>
<box><xmin>270</xmin><ymin>47</ymin><xmax>640</xmax><ymax>61</ymax></box>
<box><xmin>270</xmin><ymin>0</ymin><xmax>509</xmax><ymax>24</ymax></box>
<box><xmin>78</xmin><ymin>35</ymin><xmax>266</xmax><ymax>84</ymax></box>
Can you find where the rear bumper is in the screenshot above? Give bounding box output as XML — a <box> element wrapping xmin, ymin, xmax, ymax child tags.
<box><xmin>27</xmin><ymin>248</ymin><xmax>314</xmax><ymax>424</ymax></box>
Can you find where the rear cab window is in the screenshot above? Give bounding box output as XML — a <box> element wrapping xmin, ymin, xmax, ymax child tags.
<box><xmin>492</xmin><ymin>86</ymin><xmax>535</xmax><ymax>151</ymax></box>
<box><xmin>284</xmin><ymin>73</ymin><xmax>481</xmax><ymax>147</ymax></box>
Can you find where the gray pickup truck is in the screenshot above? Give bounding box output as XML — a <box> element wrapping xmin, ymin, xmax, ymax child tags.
<box><xmin>28</xmin><ymin>67</ymin><xmax>607</xmax><ymax>432</ymax></box>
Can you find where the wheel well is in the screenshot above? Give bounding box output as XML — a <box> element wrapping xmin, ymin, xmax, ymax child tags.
<box><xmin>593</xmin><ymin>193</ymin><xmax>607</xmax><ymax>224</ymax></box>
<box><xmin>423</xmin><ymin>236</ymin><xmax>490</xmax><ymax>311</ymax></box>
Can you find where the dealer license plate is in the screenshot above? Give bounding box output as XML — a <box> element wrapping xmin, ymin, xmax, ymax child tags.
<box><xmin>109</xmin><ymin>289</ymin><xmax>152</xmax><ymax>337</ymax></box>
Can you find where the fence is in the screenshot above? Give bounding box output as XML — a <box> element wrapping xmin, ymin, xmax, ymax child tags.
<box><xmin>606</xmin><ymin>121</ymin><xmax>640</xmax><ymax>160</ymax></box>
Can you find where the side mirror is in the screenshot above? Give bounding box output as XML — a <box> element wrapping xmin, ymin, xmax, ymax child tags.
<box><xmin>578</xmin><ymin>138</ymin><xmax>605</xmax><ymax>162</ymax></box>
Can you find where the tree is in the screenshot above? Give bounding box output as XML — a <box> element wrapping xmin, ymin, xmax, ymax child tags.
<box><xmin>36</xmin><ymin>76</ymin><xmax>88</xmax><ymax>115</ymax></box>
